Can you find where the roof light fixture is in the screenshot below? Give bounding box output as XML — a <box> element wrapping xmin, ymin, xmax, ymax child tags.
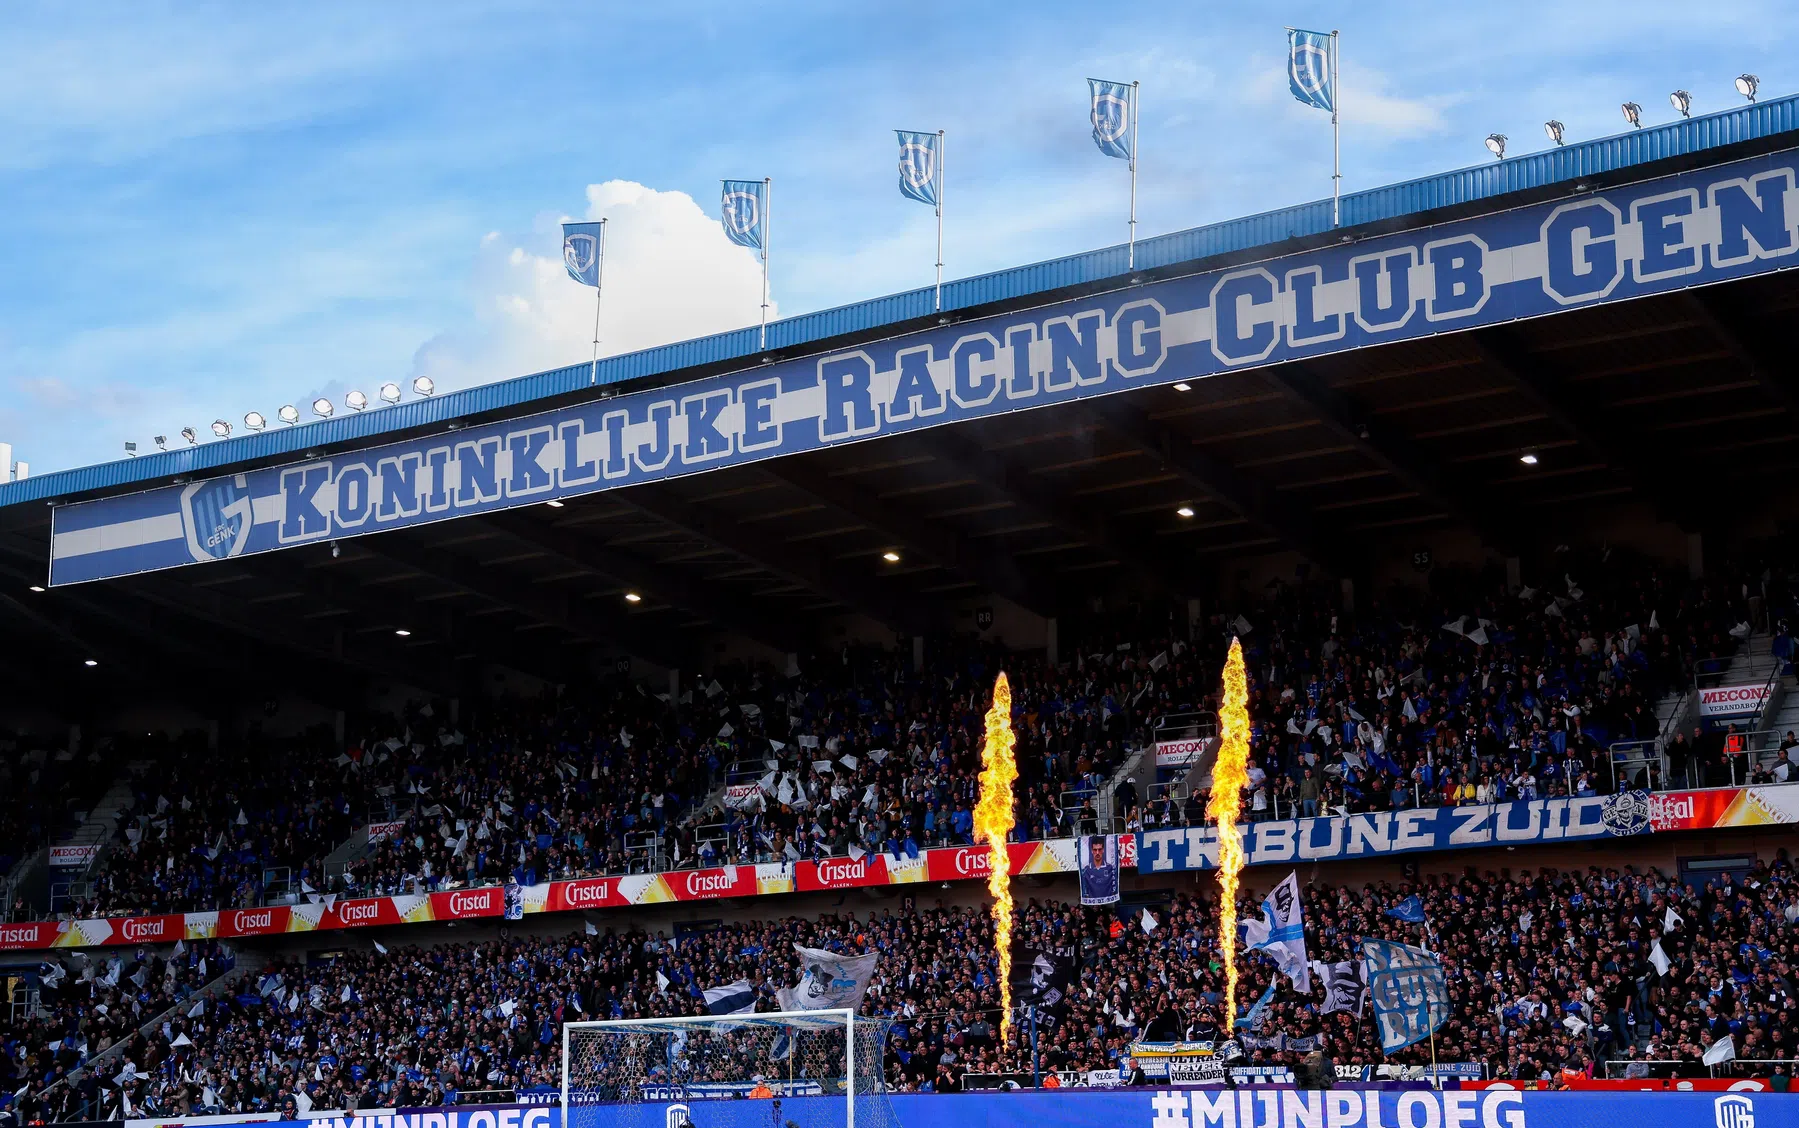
<box><xmin>1670</xmin><ymin>90</ymin><xmax>1692</xmax><ymax>118</ymax></box>
<box><xmin>379</xmin><ymin>382</ymin><xmax>402</xmax><ymax>404</ymax></box>
<box><xmin>412</xmin><ymin>375</ymin><xmax>435</xmax><ymax>396</ymax></box>
<box><xmin>1736</xmin><ymin>74</ymin><xmax>1760</xmax><ymax>102</ymax></box>
<box><xmin>1484</xmin><ymin>133</ymin><xmax>1507</xmax><ymax>159</ymax></box>
<box><xmin>244</xmin><ymin>411</ymin><xmax>267</xmax><ymax>432</ymax></box>
<box><xmin>180</xmin><ymin>427</ymin><xmax>199</xmax><ymax>446</ymax></box>
<box><xmin>210</xmin><ymin>420</ymin><xmax>231</xmax><ymax>439</ymax></box>
<box><xmin>312</xmin><ymin>398</ymin><xmax>334</xmax><ymax>418</ymax></box>
<box><xmin>345</xmin><ymin>390</ymin><xmax>369</xmax><ymax>412</ymax></box>
<box><xmin>1544</xmin><ymin>120</ymin><xmax>1565</xmax><ymax>146</ymax></box>
<box><xmin>278</xmin><ymin>405</ymin><xmax>301</xmax><ymax>425</ymax></box>
<box><xmin>1621</xmin><ymin>101</ymin><xmax>1643</xmax><ymax>128</ymax></box>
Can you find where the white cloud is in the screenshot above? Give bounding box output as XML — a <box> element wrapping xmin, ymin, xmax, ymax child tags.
<box><xmin>410</xmin><ymin>181</ymin><xmax>772</xmax><ymax>394</ymax></box>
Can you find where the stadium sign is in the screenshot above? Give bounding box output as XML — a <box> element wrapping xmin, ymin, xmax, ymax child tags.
<box><xmin>46</xmin><ymin>147</ymin><xmax>1799</xmax><ymax>585</ymax></box>
<box><xmin>1137</xmin><ymin>784</ymin><xmax>1799</xmax><ymax>874</ymax></box>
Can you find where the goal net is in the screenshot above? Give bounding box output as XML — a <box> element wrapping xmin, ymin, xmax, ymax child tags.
<box><xmin>563</xmin><ymin>1011</ymin><xmax>897</xmax><ymax>1128</ymax></box>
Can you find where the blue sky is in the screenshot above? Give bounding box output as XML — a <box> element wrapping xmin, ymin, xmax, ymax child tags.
<box><xmin>0</xmin><ymin>0</ymin><xmax>1786</xmax><ymax>473</ymax></box>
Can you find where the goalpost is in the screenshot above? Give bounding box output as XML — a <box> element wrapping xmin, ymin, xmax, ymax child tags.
<box><xmin>562</xmin><ymin>1010</ymin><xmax>898</xmax><ymax>1128</ymax></box>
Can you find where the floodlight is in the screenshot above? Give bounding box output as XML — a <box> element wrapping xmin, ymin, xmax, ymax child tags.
<box><xmin>346</xmin><ymin>390</ymin><xmax>369</xmax><ymax>411</ymax></box>
<box><xmin>84</xmin><ymin>659</ymin><xmax>98</xmax><ymax>668</ymax></box>
<box><xmin>312</xmin><ymin>398</ymin><xmax>334</xmax><ymax>418</ymax></box>
<box><xmin>1736</xmin><ymin>74</ymin><xmax>1760</xmax><ymax>102</ymax></box>
<box><xmin>882</xmin><ymin>551</ymin><xmax>901</xmax><ymax>563</ymax></box>
<box><xmin>124</xmin><ymin>442</ymin><xmax>137</xmax><ymax>457</ymax></box>
<box><xmin>1544</xmin><ymin>120</ymin><xmax>1565</xmax><ymax>146</ymax></box>
<box><xmin>1621</xmin><ymin>102</ymin><xmax>1643</xmax><ymax>128</ymax></box>
<box><xmin>412</xmin><ymin>375</ymin><xmax>435</xmax><ymax>396</ymax></box>
<box><xmin>1176</xmin><ymin>506</ymin><xmax>1195</xmax><ymax>518</ymax></box>
<box><xmin>211</xmin><ymin>420</ymin><xmax>231</xmax><ymax>439</ymax></box>
<box><xmin>180</xmin><ymin>427</ymin><xmax>199</xmax><ymax>446</ymax></box>
<box><xmin>625</xmin><ymin>592</ymin><xmax>643</xmax><ymax>603</ymax></box>
<box><xmin>1520</xmin><ymin>452</ymin><xmax>1540</xmax><ymax>466</ymax></box>
<box><xmin>1670</xmin><ymin>90</ymin><xmax>1692</xmax><ymax>118</ymax></box>
<box><xmin>1173</xmin><ymin>382</ymin><xmax>1192</xmax><ymax>392</ymax></box>
<box><xmin>153</xmin><ymin>435</ymin><xmax>167</xmax><ymax>450</ymax></box>
<box><xmin>1484</xmin><ymin>134</ymin><xmax>1507</xmax><ymax>159</ymax></box>
<box><xmin>244</xmin><ymin>411</ymin><xmax>267</xmax><ymax>432</ymax></box>
<box><xmin>379</xmin><ymin>382</ymin><xmax>402</xmax><ymax>404</ymax></box>
<box><xmin>278</xmin><ymin>405</ymin><xmax>301</xmax><ymax>425</ymax></box>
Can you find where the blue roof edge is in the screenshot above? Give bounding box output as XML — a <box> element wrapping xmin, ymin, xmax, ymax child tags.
<box><xmin>8</xmin><ymin>93</ymin><xmax>1799</xmax><ymax>512</ymax></box>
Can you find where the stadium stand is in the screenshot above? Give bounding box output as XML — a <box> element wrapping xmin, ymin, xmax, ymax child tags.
<box><xmin>25</xmin><ymin>546</ymin><xmax>1783</xmax><ymax>923</ymax></box>
<box><xmin>7</xmin><ymin>858</ymin><xmax>1793</xmax><ymax>1120</ymax></box>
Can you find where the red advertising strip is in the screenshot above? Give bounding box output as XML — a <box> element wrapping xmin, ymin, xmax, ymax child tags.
<box><xmin>429</xmin><ymin>887</ymin><xmax>505</xmax><ymax>920</ymax></box>
<box><xmin>110</xmin><ymin>913</ymin><xmax>185</xmax><ymax>945</ymax></box>
<box><xmin>795</xmin><ymin>853</ymin><xmax>892</xmax><ymax>892</ymax></box>
<box><xmin>0</xmin><ymin>921</ymin><xmax>65</xmax><ymax>951</ymax></box>
<box><xmin>666</xmin><ymin>865</ymin><xmax>756</xmax><ymax>899</ymax></box>
<box><xmin>215</xmin><ymin>906</ymin><xmax>292</xmax><ymax>938</ymax></box>
<box><xmin>543</xmin><ymin>876</ymin><xmax>621</xmax><ymax>912</ymax></box>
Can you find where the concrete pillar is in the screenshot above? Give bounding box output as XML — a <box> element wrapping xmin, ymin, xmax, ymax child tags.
<box><xmin>449</xmin><ymin>697</ymin><xmax>460</xmax><ymax>725</ymax></box>
<box><xmin>912</xmin><ymin>635</ymin><xmax>925</xmax><ymax>672</ymax></box>
<box><xmin>1045</xmin><ymin>618</ymin><xmax>1059</xmax><ymax>666</ymax></box>
<box><xmin>1688</xmin><ymin>532</ymin><xmax>1704</xmax><ymax>579</ymax></box>
<box><xmin>1187</xmin><ymin>598</ymin><xmax>1203</xmax><ymax>642</ymax></box>
<box><xmin>333</xmin><ymin>710</ymin><xmax>346</xmax><ymax>748</ymax></box>
<box><xmin>668</xmin><ymin>668</ymin><xmax>681</xmax><ymax>706</ymax></box>
<box><xmin>67</xmin><ymin>724</ymin><xmax>80</xmax><ymax>757</ymax></box>
<box><xmin>1505</xmin><ymin>556</ymin><xmax>1522</xmax><ymax>592</ymax></box>
<box><xmin>1340</xmin><ymin>577</ymin><xmax>1356</xmax><ymax>613</ymax></box>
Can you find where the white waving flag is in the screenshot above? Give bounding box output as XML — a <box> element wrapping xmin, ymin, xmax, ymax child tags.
<box><xmin>777</xmin><ymin>944</ymin><xmax>879</xmax><ymax>1013</ymax></box>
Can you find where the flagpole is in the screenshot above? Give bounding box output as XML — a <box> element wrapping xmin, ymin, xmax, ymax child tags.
<box><xmin>934</xmin><ymin>129</ymin><xmax>946</xmax><ymax>312</ymax></box>
<box><xmin>1331</xmin><ymin>30</ymin><xmax>1342</xmax><ymax>228</ymax></box>
<box><xmin>591</xmin><ymin>217</ymin><xmax>608</xmax><ymax>385</ymax></box>
<box><xmin>1128</xmin><ymin>81</ymin><xmax>1140</xmax><ymax>270</ymax></box>
<box><xmin>761</xmin><ymin>177</ymin><xmax>772</xmax><ymax>350</ymax></box>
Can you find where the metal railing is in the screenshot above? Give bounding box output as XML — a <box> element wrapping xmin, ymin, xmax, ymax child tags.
<box><xmin>1604</xmin><ymin>1058</ymin><xmax>1791</xmax><ymax>1079</ymax></box>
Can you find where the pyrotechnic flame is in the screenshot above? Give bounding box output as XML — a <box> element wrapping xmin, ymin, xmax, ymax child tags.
<box><xmin>1208</xmin><ymin>637</ymin><xmax>1251</xmax><ymax>1028</ymax></box>
<box><xmin>974</xmin><ymin>672</ymin><xmax>1018</xmax><ymax>1041</ymax></box>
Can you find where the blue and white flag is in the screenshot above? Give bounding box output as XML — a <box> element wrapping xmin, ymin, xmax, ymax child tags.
<box><xmin>1241</xmin><ymin>870</ymin><xmax>1310</xmax><ymax>992</ymax></box>
<box><xmin>1238</xmin><ymin>980</ymin><xmax>1277</xmax><ymax>1031</ymax></box>
<box><xmin>895</xmin><ymin>130</ymin><xmax>941</xmax><ymax>207</ymax></box>
<box><xmin>1287</xmin><ymin>28</ymin><xmax>1336</xmax><ymax>113</ymax></box>
<box><xmin>777</xmin><ymin>943</ymin><xmax>879</xmax><ymax>1012</ymax></box>
<box><xmin>1360</xmin><ymin>939</ymin><xmax>1449</xmax><ymax>1052</ymax></box>
<box><xmin>1385</xmin><ymin>895</ymin><xmax>1427</xmax><ymax>923</ymax></box>
<box><xmin>561</xmin><ymin>221</ymin><xmax>604</xmax><ymax>287</ymax></box>
<box><xmin>720</xmin><ymin>180</ymin><xmax>766</xmax><ymax>251</ymax></box>
<box><xmin>1088</xmin><ymin>79</ymin><xmax>1134</xmax><ymax>160</ymax></box>
<box><xmin>702</xmin><ymin>979</ymin><xmax>757</xmax><ymax>1015</ymax></box>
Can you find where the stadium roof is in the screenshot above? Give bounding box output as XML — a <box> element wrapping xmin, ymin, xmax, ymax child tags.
<box><xmin>6</xmin><ymin>95</ymin><xmax>1799</xmax><ymax>715</ymax></box>
<box><xmin>5</xmin><ymin>93</ymin><xmax>1799</xmax><ymax>509</ymax></box>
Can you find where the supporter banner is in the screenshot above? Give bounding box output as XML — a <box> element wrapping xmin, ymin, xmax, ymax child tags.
<box><xmin>1156</xmin><ymin>738</ymin><xmax>1208</xmax><ymax>768</ymax></box>
<box><xmin>1137</xmin><ymin>785</ymin><xmax>1799</xmax><ymax>873</ymax></box>
<box><xmin>224</xmin><ymin>1089</ymin><xmax>1799</xmax><ymax>1128</ymax></box>
<box><xmin>366</xmin><ymin>820</ymin><xmax>408</xmax><ymax>841</ymax></box>
<box><xmin>48</xmin><ymin>844</ymin><xmax>100</xmax><ymax>867</ymax></box>
<box><xmin>50</xmin><ymin>147</ymin><xmax>1799</xmax><ymax>587</ymax></box>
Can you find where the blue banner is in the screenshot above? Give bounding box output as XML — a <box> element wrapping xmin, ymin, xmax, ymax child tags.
<box><xmin>561</xmin><ymin>222</ymin><xmax>604</xmax><ymax>287</ymax></box>
<box><xmin>253</xmin><ymin>1088</ymin><xmax>1799</xmax><ymax>1128</ymax></box>
<box><xmin>896</xmin><ymin>130</ymin><xmax>941</xmax><ymax>206</ymax></box>
<box><xmin>1137</xmin><ymin>792</ymin><xmax>1655</xmax><ymax>873</ymax></box>
<box><xmin>1362</xmin><ymin>939</ymin><xmax>1449</xmax><ymax>1052</ymax></box>
<box><xmin>48</xmin><ymin>147</ymin><xmax>1799</xmax><ymax>585</ymax></box>
<box><xmin>1089</xmin><ymin>79</ymin><xmax>1134</xmax><ymax>159</ymax></box>
<box><xmin>721</xmin><ymin>181</ymin><xmax>766</xmax><ymax>251</ymax></box>
<box><xmin>1287</xmin><ymin>29</ymin><xmax>1335</xmax><ymax>112</ymax></box>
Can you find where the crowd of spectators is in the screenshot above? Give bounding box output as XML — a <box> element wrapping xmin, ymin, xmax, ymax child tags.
<box><xmin>25</xmin><ymin>547</ymin><xmax>1795</xmax><ymax>926</ymax></box>
<box><xmin>7</xmin><ymin>853</ymin><xmax>1793</xmax><ymax>1121</ymax></box>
